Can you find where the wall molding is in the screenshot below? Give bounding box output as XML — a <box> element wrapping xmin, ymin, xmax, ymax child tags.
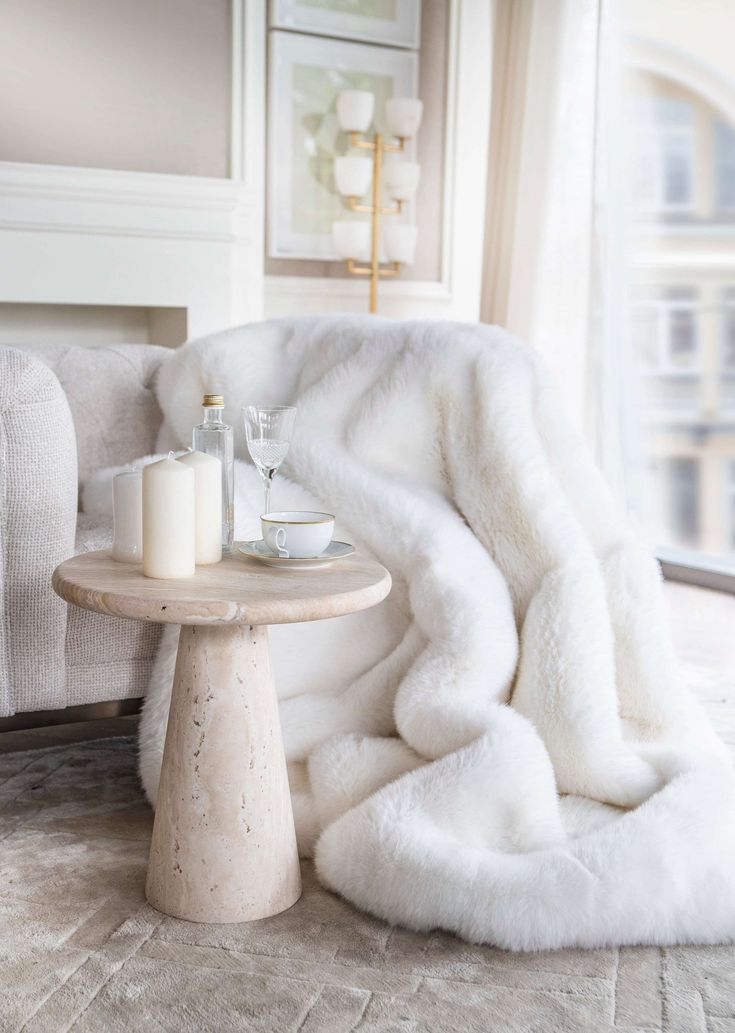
<box><xmin>264</xmin><ymin>273</ymin><xmax>454</xmax><ymax>319</ymax></box>
<box><xmin>0</xmin><ymin>160</ymin><xmax>262</xmax><ymax>338</ymax></box>
<box><xmin>0</xmin><ymin>161</ymin><xmax>255</xmax><ymax>240</ymax></box>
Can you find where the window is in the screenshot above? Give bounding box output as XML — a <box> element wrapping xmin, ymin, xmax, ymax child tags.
<box><xmin>716</xmin><ymin>122</ymin><xmax>735</xmax><ymax>212</ymax></box>
<box><xmin>615</xmin><ymin>5</ymin><xmax>735</xmax><ymax>568</ymax></box>
<box><xmin>650</xmin><ymin>457</ymin><xmax>700</xmax><ymax>547</ymax></box>
<box><xmin>727</xmin><ymin>461</ymin><xmax>735</xmax><ymax>550</ymax></box>
<box><xmin>631</xmin><ymin>96</ymin><xmax>695</xmax><ymax>214</ymax></box>
<box><xmin>632</xmin><ymin>288</ymin><xmax>699</xmax><ymax>373</ymax></box>
<box><xmin>721</xmin><ymin>289</ymin><xmax>735</xmax><ymax>370</ymax></box>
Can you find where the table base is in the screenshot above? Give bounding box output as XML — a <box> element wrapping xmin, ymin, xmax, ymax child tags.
<box><xmin>145</xmin><ymin>623</ymin><xmax>302</xmax><ymax>923</ymax></box>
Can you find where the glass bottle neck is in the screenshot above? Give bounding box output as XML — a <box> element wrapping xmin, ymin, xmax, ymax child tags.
<box><xmin>203</xmin><ymin>407</ymin><xmax>224</xmax><ymax>425</ymax></box>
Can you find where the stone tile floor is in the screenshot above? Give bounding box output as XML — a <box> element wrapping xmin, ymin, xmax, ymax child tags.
<box><xmin>0</xmin><ymin>583</ymin><xmax>733</xmax><ymax>1032</ymax></box>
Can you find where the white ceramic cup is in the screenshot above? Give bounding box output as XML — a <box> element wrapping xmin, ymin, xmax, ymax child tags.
<box><xmin>261</xmin><ymin>511</ymin><xmax>335</xmax><ymax>559</ymax></box>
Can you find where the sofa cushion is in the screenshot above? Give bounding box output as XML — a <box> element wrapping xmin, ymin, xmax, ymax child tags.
<box><xmin>67</xmin><ymin>515</ymin><xmax>161</xmax><ymax>701</ymax></box>
<box><xmin>17</xmin><ymin>343</ymin><xmax>171</xmax><ymax>484</ymax></box>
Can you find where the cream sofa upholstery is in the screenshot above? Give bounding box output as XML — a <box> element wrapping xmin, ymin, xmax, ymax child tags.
<box><xmin>0</xmin><ymin>342</ymin><xmax>171</xmax><ymax>717</ymax></box>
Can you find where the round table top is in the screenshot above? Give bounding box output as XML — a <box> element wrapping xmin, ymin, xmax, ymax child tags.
<box><xmin>53</xmin><ymin>548</ymin><xmax>392</xmax><ymax>627</ymax></box>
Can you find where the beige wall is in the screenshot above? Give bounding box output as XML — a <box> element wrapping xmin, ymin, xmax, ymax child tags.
<box><xmin>265</xmin><ymin>0</ymin><xmax>448</xmax><ymax>282</ymax></box>
<box><xmin>624</xmin><ymin>0</ymin><xmax>735</xmax><ymax>77</ymax></box>
<box><xmin>0</xmin><ymin>0</ymin><xmax>448</xmax><ymax>292</ymax></box>
<box><xmin>0</xmin><ymin>0</ymin><xmax>231</xmax><ymax>177</ymax></box>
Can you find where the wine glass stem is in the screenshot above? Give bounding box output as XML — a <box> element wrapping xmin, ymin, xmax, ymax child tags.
<box><xmin>264</xmin><ymin>478</ymin><xmax>271</xmax><ymax>517</ymax></box>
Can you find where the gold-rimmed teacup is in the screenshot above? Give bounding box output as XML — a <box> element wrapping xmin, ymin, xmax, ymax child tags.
<box><xmin>261</xmin><ymin>511</ymin><xmax>335</xmax><ymax>559</ymax></box>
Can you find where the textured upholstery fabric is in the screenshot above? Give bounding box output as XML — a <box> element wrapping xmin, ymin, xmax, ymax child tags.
<box><xmin>0</xmin><ymin>348</ymin><xmax>78</xmax><ymax>715</ymax></box>
<box><xmin>18</xmin><ymin>343</ymin><xmax>170</xmax><ymax>486</ymax></box>
<box><xmin>68</xmin><ymin>515</ymin><xmax>162</xmax><ymax>701</ymax></box>
<box><xmin>1</xmin><ymin>343</ymin><xmax>170</xmax><ymax>716</ymax></box>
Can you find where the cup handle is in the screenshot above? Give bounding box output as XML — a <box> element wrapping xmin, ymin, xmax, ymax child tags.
<box><xmin>264</xmin><ymin>528</ymin><xmax>286</xmax><ymax>561</ymax></box>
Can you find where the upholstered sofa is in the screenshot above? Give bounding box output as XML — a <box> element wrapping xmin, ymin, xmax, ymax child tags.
<box><xmin>0</xmin><ymin>342</ymin><xmax>172</xmax><ymax>721</ymax></box>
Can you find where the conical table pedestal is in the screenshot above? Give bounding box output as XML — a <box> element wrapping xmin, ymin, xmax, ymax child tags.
<box><xmin>53</xmin><ymin>547</ymin><xmax>391</xmax><ymax>924</ymax></box>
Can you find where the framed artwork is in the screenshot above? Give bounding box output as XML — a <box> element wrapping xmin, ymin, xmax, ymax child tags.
<box><xmin>267</xmin><ymin>31</ymin><xmax>418</xmax><ymax>260</ymax></box>
<box><xmin>269</xmin><ymin>0</ymin><xmax>421</xmax><ymax>50</ymax></box>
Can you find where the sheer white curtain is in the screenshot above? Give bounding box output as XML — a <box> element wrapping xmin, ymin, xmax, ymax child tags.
<box><xmin>481</xmin><ymin>0</ymin><xmax>637</xmax><ymax>497</ymax></box>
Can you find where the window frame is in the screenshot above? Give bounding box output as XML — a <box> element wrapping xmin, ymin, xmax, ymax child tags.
<box><xmin>634</xmin><ymin>292</ymin><xmax>700</xmax><ymax>375</ymax></box>
<box><xmin>715</xmin><ymin>120</ymin><xmax>735</xmax><ymax>214</ymax></box>
<box><xmin>631</xmin><ymin>97</ymin><xmax>696</xmax><ymax>216</ymax></box>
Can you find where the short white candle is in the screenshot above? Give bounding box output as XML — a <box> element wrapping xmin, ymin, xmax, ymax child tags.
<box><xmin>178</xmin><ymin>450</ymin><xmax>222</xmax><ymax>565</ymax></box>
<box><xmin>383</xmin><ymin>159</ymin><xmax>420</xmax><ymax>201</ymax></box>
<box><xmin>112</xmin><ymin>469</ymin><xmax>142</xmax><ymax>563</ymax></box>
<box><xmin>142</xmin><ymin>454</ymin><xmax>195</xmax><ymax>579</ymax></box>
<box><xmin>383</xmin><ymin>223</ymin><xmax>418</xmax><ymax>265</ymax></box>
<box><xmin>385</xmin><ymin>97</ymin><xmax>423</xmax><ymax>139</ymax></box>
<box><xmin>336</xmin><ymin>90</ymin><xmax>374</xmax><ymax>132</ymax></box>
<box><xmin>334</xmin><ymin>156</ymin><xmax>372</xmax><ymax>198</ymax></box>
<box><xmin>332</xmin><ymin>220</ymin><xmax>370</xmax><ymax>260</ymax></box>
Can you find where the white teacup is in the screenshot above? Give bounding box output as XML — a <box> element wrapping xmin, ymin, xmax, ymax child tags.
<box><xmin>261</xmin><ymin>511</ymin><xmax>334</xmax><ymax>559</ymax></box>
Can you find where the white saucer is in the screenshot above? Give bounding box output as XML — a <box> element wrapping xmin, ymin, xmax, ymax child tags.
<box><xmin>238</xmin><ymin>540</ymin><xmax>355</xmax><ymax>569</ymax></box>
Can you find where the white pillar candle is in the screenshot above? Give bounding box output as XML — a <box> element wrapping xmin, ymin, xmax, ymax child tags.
<box><xmin>383</xmin><ymin>159</ymin><xmax>420</xmax><ymax>201</ymax></box>
<box><xmin>336</xmin><ymin>90</ymin><xmax>374</xmax><ymax>132</ymax></box>
<box><xmin>334</xmin><ymin>156</ymin><xmax>372</xmax><ymax>198</ymax></box>
<box><xmin>383</xmin><ymin>223</ymin><xmax>418</xmax><ymax>265</ymax></box>
<box><xmin>385</xmin><ymin>97</ymin><xmax>423</xmax><ymax>139</ymax></box>
<box><xmin>112</xmin><ymin>469</ymin><xmax>142</xmax><ymax>563</ymax></box>
<box><xmin>332</xmin><ymin>220</ymin><xmax>370</xmax><ymax>260</ymax></box>
<box><xmin>178</xmin><ymin>450</ymin><xmax>222</xmax><ymax>565</ymax></box>
<box><xmin>142</xmin><ymin>454</ymin><xmax>195</xmax><ymax>579</ymax></box>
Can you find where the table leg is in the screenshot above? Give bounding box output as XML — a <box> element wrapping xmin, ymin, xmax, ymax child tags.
<box><xmin>145</xmin><ymin>623</ymin><xmax>302</xmax><ymax>923</ymax></box>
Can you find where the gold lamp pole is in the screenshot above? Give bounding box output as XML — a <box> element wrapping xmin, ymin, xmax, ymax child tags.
<box><xmin>333</xmin><ymin>93</ymin><xmax>422</xmax><ymax>315</ymax></box>
<box><xmin>344</xmin><ymin>130</ymin><xmax>404</xmax><ymax>314</ymax></box>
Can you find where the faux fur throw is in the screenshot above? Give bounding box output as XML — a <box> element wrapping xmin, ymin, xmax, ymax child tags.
<box><xmin>87</xmin><ymin>316</ymin><xmax>735</xmax><ymax>950</ymax></box>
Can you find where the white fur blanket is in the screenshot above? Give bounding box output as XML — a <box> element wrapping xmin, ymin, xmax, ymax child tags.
<box><xmin>87</xmin><ymin>316</ymin><xmax>735</xmax><ymax>950</ymax></box>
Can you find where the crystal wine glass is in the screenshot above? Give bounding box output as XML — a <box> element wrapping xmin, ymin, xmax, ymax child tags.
<box><xmin>243</xmin><ymin>405</ymin><xmax>297</xmax><ymax>516</ymax></box>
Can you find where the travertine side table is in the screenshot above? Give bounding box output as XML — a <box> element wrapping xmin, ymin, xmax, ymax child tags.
<box><xmin>53</xmin><ymin>548</ymin><xmax>391</xmax><ymax>924</ymax></box>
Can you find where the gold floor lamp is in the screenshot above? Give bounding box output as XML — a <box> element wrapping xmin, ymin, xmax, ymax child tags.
<box><xmin>332</xmin><ymin>92</ymin><xmax>423</xmax><ymax>314</ymax></box>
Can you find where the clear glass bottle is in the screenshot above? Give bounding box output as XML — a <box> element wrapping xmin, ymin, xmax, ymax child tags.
<box><xmin>193</xmin><ymin>394</ymin><xmax>234</xmax><ymax>554</ymax></box>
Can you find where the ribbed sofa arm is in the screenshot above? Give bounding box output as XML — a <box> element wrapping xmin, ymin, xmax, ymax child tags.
<box><xmin>0</xmin><ymin>348</ymin><xmax>78</xmax><ymax>716</ymax></box>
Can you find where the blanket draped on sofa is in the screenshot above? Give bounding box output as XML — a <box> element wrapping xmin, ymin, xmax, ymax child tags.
<box><xmin>91</xmin><ymin>317</ymin><xmax>735</xmax><ymax>950</ymax></box>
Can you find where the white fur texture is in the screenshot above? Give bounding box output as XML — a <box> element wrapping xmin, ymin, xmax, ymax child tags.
<box><xmin>100</xmin><ymin>316</ymin><xmax>735</xmax><ymax>950</ymax></box>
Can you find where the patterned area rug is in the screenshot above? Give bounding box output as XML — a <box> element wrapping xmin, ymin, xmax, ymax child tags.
<box><xmin>1</xmin><ymin>582</ymin><xmax>734</xmax><ymax>1032</ymax></box>
<box><xmin>0</xmin><ymin>736</ymin><xmax>732</xmax><ymax>1033</ymax></box>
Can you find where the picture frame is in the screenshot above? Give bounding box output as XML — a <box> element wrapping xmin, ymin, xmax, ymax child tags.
<box><xmin>267</xmin><ymin>31</ymin><xmax>419</xmax><ymax>260</ymax></box>
<box><xmin>269</xmin><ymin>0</ymin><xmax>421</xmax><ymax>50</ymax></box>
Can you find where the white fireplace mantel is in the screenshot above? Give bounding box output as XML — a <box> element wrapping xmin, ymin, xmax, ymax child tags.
<box><xmin>0</xmin><ymin>160</ymin><xmax>263</xmax><ymax>340</ymax></box>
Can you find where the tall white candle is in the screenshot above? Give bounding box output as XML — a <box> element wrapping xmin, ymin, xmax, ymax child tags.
<box><xmin>178</xmin><ymin>450</ymin><xmax>222</xmax><ymax>565</ymax></box>
<box><xmin>142</xmin><ymin>454</ymin><xmax>195</xmax><ymax>579</ymax></box>
<box><xmin>112</xmin><ymin>469</ymin><xmax>142</xmax><ymax>562</ymax></box>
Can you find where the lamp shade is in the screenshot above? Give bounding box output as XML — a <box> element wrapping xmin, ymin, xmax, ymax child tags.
<box><xmin>383</xmin><ymin>224</ymin><xmax>417</xmax><ymax>265</ymax></box>
<box><xmin>332</xmin><ymin>220</ymin><xmax>370</xmax><ymax>260</ymax></box>
<box><xmin>334</xmin><ymin>155</ymin><xmax>372</xmax><ymax>198</ymax></box>
<box><xmin>383</xmin><ymin>159</ymin><xmax>420</xmax><ymax>201</ymax></box>
<box><xmin>336</xmin><ymin>90</ymin><xmax>375</xmax><ymax>133</ymax></box>
<box><xmin>385</xmin><ymin>97</ymin><xmax>423</xmax><ymax>139</ymax></box>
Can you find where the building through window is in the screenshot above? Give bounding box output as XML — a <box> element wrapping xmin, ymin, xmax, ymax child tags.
<box><xmin>622</xmin><ymin>4</ymin><xmax>735</xmax><ymax>565</ymax></box>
